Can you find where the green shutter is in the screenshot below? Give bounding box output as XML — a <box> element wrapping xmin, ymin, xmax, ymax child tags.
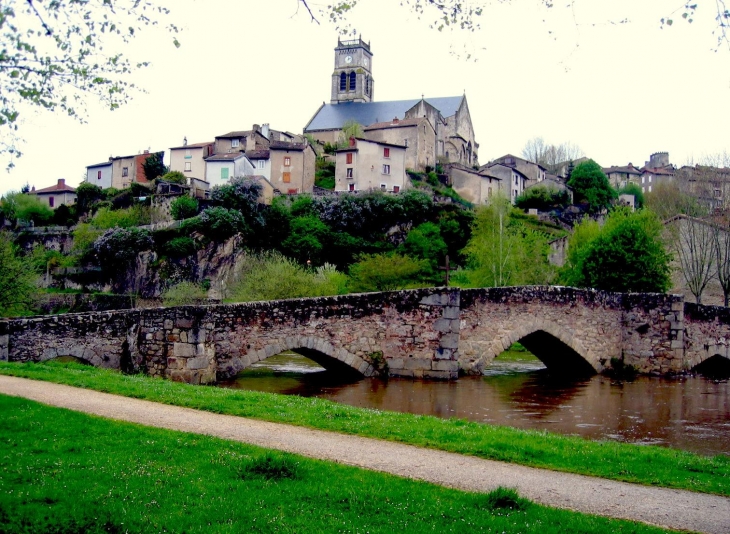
<box><xmin>221</xmin><ymin>167</ymin><xmax>229</xmax><ymax>180</ymax></box>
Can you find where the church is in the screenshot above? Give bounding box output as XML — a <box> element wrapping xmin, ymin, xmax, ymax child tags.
<box><xmin>304</xmin><ymin>38</ymin><xmax>479</xmax><ymax>171</ymax></box>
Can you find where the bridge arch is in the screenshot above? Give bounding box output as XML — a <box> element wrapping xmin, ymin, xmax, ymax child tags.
<box><xmin>689</xmin><ymin>350</ymin><xmax>730</xmax><ymax>378</ymax></box>
<box><xmin>219</xmin><ymin>335</ymin><xmax>373</xmax><ymax>380</ymax></box>
<box><xmin>486</xmin><ymin>319</ymin><xmax>599</xmax><ymax>375</ymax></box>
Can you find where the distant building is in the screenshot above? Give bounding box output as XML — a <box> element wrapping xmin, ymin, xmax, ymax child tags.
<box><xmin>447</xmin><ymin>163</ymin><xmax>501</xmax><ymax>205</ymax></box>
<box><xmin>603</xmin><ymin>163</ymin><xmax>642</xmax><ymax>189</ymax></box>
<box><xmin>490</xmin><ymin>154</ymin><xmax>546</xmax><ymax>183</ymax></box>
<box><xmin>335</xmin><ymin>137</ymin><xmax>408</xmax><ymax>193</ymax></box>
<box><xmin>84</xmin><ymin>149</ymin><xmax>164</xmax><ymax>189</ymax></box>
<box><xmin>205</xmin><ymin>152</ymin><xmax>255</xmax><ymax>189</ymax></box>
<box><xmin>85</xmin><ymin>161</ymin><xmax>113</xmax><ymax>189</ymax></box>
<box><xmin>479</xmin><ymin>162</ymin><xmax>530</xmax><ymax>203</ymax></box>
<box><xmin>31</xmin><ymin>179</ymin><xmax>76</xmax><ymax>208</ymax></box>
<box><xmin>169</xmin><ymin>139</ymin><xmax>214</xmax><ymax>182</ymax></box>
<box><xmin>363</xmin><ymin>117</ymin><xmax>436</xmax><ymax>172</ymax></box>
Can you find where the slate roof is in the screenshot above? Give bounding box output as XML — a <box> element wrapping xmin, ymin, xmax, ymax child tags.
<box><xmin>86</xmin><ymin>161</ymin><xmax>111</xmax><ymax>169</ymax></box>
<box><xmin>246</xmin><ymin>150</ymin><xmax>270</xmax><ymax>160</ymax></box>
<box><xmin>364</xmin><ymin>118</ymin><xmax>424</xmax><ymax>130</ymax></box>
<box><xmin>304</xmin><ymin>96</ymin><xmax>464</xmax><ymax>132</ymax></box>
<box><xmin>270</xmin><ymin>141</ymin><xmax>308</xmax><ymax>151</ymax></box>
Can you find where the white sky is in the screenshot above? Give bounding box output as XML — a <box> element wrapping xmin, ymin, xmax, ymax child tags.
<box><xmin>2</xmin><ymin>0</ymin><xmax>729</xmax><ymax>194</ymax></box>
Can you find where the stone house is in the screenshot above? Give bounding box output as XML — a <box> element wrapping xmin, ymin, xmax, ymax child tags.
<box><xmin>169</xmin><ymin>140</ymin><xmax>214</xmax><ymax>182</ymax></box>
<box><xmin>479</xmin><ymin>162</ymin><xmax>529</xmax><ymax>203</ymax></box>
<box><xmin>675</xmin><ymin>165</ymin><xmax>730</xmax><ymax>211</ymax></box>
<box><xmin>603</xmin><ymin>163</ymin><xmax>642</xmax><ymax>189</ymax></box>
<box><xmin>447</xmin><ymin>163</ymin><xmax>501</xmax><ymax>205</ymax></box>
<box><xmin>204</xmin><ymin>152</ymin><xmax>255</xmax><ymax>189</ymax></box>
<box><xmin>363</xmin><ymin>117</ymin><xmax>436</xmax><ymax>172</ymax></box>
<box><xmin>490</xmin><ymin>154</ymin><xmax>546</xmax><ymax>183</ymax></box>
<box><xmin>335</xmin><ymin>137</ymin><xmax>408</xmax><ymax>193</ymax></box>
<box><xmin>269</xmin><ymin>141</ymin><xmax>316</xmax><ymax>195</ymax></box>
<box><xmin>640</xmin><ymin>166</ymin><xmax>675</xmax><ymax>194</ymax></box>
<box><xmin>31</xmin><ymin>179</ymin><xmax>76</xmax><ymax>208</ymax></box>
<box><xmin>305</xmin><ymin>38</ymin><xmax>479</xmax><ymax>170</ymax></box>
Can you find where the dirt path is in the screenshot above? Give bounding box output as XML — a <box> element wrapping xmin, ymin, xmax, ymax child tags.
<box><xmin>1</xmin><ymin>375</ymin><xmax>728</xmax><ymax>534</ymax></box>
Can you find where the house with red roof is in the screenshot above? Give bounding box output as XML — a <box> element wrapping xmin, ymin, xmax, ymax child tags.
<box><xmin>31</xmin><ymin>179</ymin><xmax>76</xmax><ymax>208</ymax></box>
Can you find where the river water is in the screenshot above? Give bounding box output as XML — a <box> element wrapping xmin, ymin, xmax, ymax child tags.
<box><xmin>219</xmin><ymin>352</ymin><xmax>730</xmax><ymax>457</ymax></box>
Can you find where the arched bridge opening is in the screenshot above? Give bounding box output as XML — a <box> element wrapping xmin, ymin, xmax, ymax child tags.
<box><xmin>692</xmin><ymin>354</ymin><xmax>730</xmax><ymax>379</ymax></box>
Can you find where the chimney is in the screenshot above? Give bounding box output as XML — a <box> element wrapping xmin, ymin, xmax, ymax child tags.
<box><xmin>349</xmin><ymin>137</ymin><xmax>356</xmax><ymax>148</ymax></box>
<box><xmin>144</xmin><ymin>149</ymin><xmax>149</xmax><ymax>154</ymax></box>
<box><xmin>57</xmin><ymin>179</ymin><xmax>65</xmax><ymax>187</ymax></box>
<box><xmin>392</xmin><ymin>117</ymin><xmax>399</xmax><ymax>124</ymax></box>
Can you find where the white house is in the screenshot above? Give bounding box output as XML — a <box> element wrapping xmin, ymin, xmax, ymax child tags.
<box><xmin>335</xmin><ymin>137</ymin><xmax>408</xmax><ymax>193</ymax></box>
<box><xmin>205</xmin><ymin>152</ymin><xmax>255</xmax><ymax>189</ymax></box>
<box><xmin>85</xmin><ymin>161</ymin><xmax>113</xmax><ymax>189</ymax></box>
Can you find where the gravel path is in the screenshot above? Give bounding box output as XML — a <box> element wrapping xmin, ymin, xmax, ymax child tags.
<box><xmin>1</xmin><ymin>375</ymin><xmax>728</xmax><ymax>534</ymax></box>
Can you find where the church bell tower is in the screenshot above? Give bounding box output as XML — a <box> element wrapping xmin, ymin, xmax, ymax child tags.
<box><xmin>331</xmin><ymin>37</ymin><xmax>374</xmax><ymax>104</ymax></box>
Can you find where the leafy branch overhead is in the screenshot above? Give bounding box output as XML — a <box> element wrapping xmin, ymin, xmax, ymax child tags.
<box><xmin>0</xmin><ymin>0</ymin><xmax>179</xmax><ymax>165</ymax></box>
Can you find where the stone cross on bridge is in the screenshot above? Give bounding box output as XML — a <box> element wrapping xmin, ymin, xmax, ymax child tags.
<box><xmin>1</xmin><ymin>287</ymin><xmax>728</xmax><ymax>384</ymax></box>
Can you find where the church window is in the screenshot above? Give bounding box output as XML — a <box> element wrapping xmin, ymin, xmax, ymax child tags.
<box><xmin>382</xmin><ymin>164</ymin><xmax>390</xmax><ymax>175</ymax></box>
<box><xmin>340</xmin><ymin>72</ymin><xmax>347</xmax><ymax>91</ymax></box>
<box><xmin>284</xmin><ymin>156</ymin><xmax>291</xmax><ymax>167</ymax></box>
<box><xmin>346</xmin><ymin>153</ymin><xmax>353</xmax><ymax>164</ymax></box>
<box><xmin>349</xmin><ymin>71</ymin><xmax>356</xmax><ymax>91</ymax></box>
<box><xmin>283</xmin><ymin>172</ymin><xmax>291</xmax><ymax>183</ymax></box>
<box><xmin>366</xmin><ymin>76</ymin><xmax>370</xmax><ymax>95</ymax></box>
<box><xmin>383</xmin><ymin>147</ymin><xmax>390</xmax><ymax>158</ymax></box>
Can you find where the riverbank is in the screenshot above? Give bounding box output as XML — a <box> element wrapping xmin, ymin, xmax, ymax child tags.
<box><xmin>1</xmin><ymin>361</ymin><xmax>728</xmax><ymax>497</ymax></box>
<box><xmin>0</xmin><ymin>391</ymin><xmax>683</xmax><ymax>534</ymax></box>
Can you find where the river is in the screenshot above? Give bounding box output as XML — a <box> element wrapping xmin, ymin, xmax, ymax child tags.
<box><xmin>219</xmin><ymin>351</ymin><xmax>730</xmax><ymax>457</ymax></box>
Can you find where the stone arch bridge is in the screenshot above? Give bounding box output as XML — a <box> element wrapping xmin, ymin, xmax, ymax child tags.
<box><xmin>1</xmin><ymin>287</ymin><xmax>728</xmax><ymax>384</ymax></box>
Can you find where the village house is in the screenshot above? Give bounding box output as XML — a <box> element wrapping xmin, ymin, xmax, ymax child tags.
<box><xmin>269</xmin><ymin>141</ymin><xmax>316</xmax><ymax>195</ymax></box>
<box><xmin>84</xmin><ymin>150</ymin><xmax>164</xmax><ymax>190</ymax></box>
<box><xmin>603</xmin><ymin>163</ymin><xmax>642</xmax><ymax>189</ymax></box>
<box><xmin>169</xmin><ymin>139</ymin><xmax>214</xmax><ymax>181</ymax></box>
<box><xmin>305</xmin><ymin>38</ymin><xmax>479</xmax><ymax>170</ymax></box>
<box><xmin>491</xmin><ymin>154</ymin><xmax>546</xmax><ymax>183</ymax></box>
<box><xmin>676</xmin><ymin>165</ymin><xmax>730</xmax><ymax>211</ymax></box>
<box><xmin>335</xmin><ymin>137</ymin><xmax>408</xmax><ymax>193</ymax></box>
<box><xmin>363</xmin><ymin>117</ymin><xmax>436</xmax><ymax>172</ymax></box>
<box><xmin>204</xmin><ymin>152</ymin><xmax>255</xmax><ymax>189</ymax></box>
<box><xmin>479</xmin><ymin>162</ymin><xmax>529</xmax><ymax>203</ymax></box>
<box><xmin>447</xmin><ymin>163</ymin><xmax>501</xmax><ymax>205</ymax></box>
<box><xmin>31</xmin><ymin>179</ymin><xmax>76</xmax><ymax>208</ymax></box>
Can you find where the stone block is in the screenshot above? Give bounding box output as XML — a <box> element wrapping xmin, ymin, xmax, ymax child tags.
<box><xmin>176</xmin><ymin>318</ymin><xmax>194</xmax><ymax>329</ymax></box>
<box><xmin>443</xmin><ymin>306</ymin><xmax>460</xmax><ymax>320</ymax></box>
<box><xmin>358</xmin><ymin>360</ymin><xmax>370</xmax><ymax>374</ymax></box>
<box><xmin>388</xmin><ymin>358</ymin><xmax>405</xmax><ymax>370</ymax></box>
<box><xmin>404</xmin><ymin>358</ymin><xmax>431</xmax><ymax>371</ymax></box>
<box><xmin>424</xmin><ymin>370</ymin><xmax>456</xmax><ymax>380</ymax></box>
<box><xmin>187</xmin><ymin>356</ymin><xmax>211</xmax><ymax>370</ymax></box>
<box><xmin>433</xmin><ymin>318</ymin><xmax>452</xmax><ymax>333</ymax></box>
<box><xmin>420</xmin><ymin>294</ymin><xmax>442</xmax><ymax>306</ymax></box>
<box><xmin>163</xmin><ymin>319</ymin><xmax>173</xmax><ymax>330</ymax></box>
<box><xmin>391</xmin><ymin>369</ymin><xmax>414</xmax><ymax>378</ymax></box>
<box><xmin>173</xmin><ymin>343</ymin><xmax>196</xmax><ymax>358</ymax></box>
<box><xmin>435</xmin><ymin>348</ymin><xmax>453</xmax><ymax>360</ymax></box>
<box><xmin>440</xmin><ymin>333</ymin><xmax>459</xmax><ymax>350</ymax></box>
<box><xmin>432</xmin><ymin>360</ymin><xmax>459</xmax><ymax>372</ymax></box>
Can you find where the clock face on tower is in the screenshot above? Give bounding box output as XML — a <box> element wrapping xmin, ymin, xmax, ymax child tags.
<box><xmin>345</xmin><ymin>55</ymin><xmax>352</xmax><ymax>64</ymax></box>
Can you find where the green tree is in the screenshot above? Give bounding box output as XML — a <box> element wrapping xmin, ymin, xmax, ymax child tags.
<box><xmin>281</xmin><ymin>216</ymin><xmax>331</xmax><ymax>265</ymax></box>
<box><xmin>400</xmin><ymin>222</ymin><xmax>447</xmax><ymax>279</ymax></box>
<box><xmin>645</xmin><ymin>182</ymin><xmax>706</xmax><ymax>221</ymax></box>
<box><xmin>567</xmin><ymin>160</ymin><xmax>616</xmax><ymax>214</ymax></box>
<box><xmin>142</xmin><ymin>153</ymin><xmax>166</xmax><ymax>181</ymax></box>
<box><xmin>337</xmin><ymin>119</ymin><xmax>365</xmax><ymax>147</ymax></box>
<box><xmin>1</xmin><ymin>1</ymin><xmax>178</xmax><ymax>165</ymax></box>
<box><xmin>348</xmin><ymin>253</ymin><xmax>425</xmax><ymax>292</ymax></box>
<box><xmin>75</xmin><ymin>182</ymin><xmax>105</xmax><ymax>215</ymax></box>
<box><xmin>618</xmin><ymin>183</ymin><xmax>645</xmax><ymax>209</ymax></box>
<box><xmin>196</xmin><ymin>207</ymin><xmax>246</xmax><ymax>241</ymax></box>
<box><xmin>93</xmin><ymin>227</ymin><xmax>154</xmax><ymax>268</ymax></box>
<box><xmin>463</xmin><ymin>198</ymin><xmax>553</xmax><ymax>287</ymax></box>
<box><xmin>0</xmin><ymin>232</ymin><xmax>36</xmax><ymax>316</ymax></box>
<box><xmin>161</xmin><ymin>281</ymin><xmax>208</xmax><ymax>307</ymax></box>
<box><xmin>170</xmin><ymin>196</ymin><xmax>199</xmax><ymax>220</ymax></box>
<box><xmin>514</xmin><ymin>185</ymin><xmax>571</xmax><ymax>211</ymax></box>
<box><xmin>0</xmin><ymin>191</ymin><xmax>53</xmax><ymax>225</ymax></box>
<box><xmin>560</xmin><ymin>208</ymin><xmax>671</xmax><ymax>293</ymax></box>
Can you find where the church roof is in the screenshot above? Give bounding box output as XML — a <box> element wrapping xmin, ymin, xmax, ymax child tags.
<box><xmin>304</xmin><ymin>96</ymin><xmax>464</xmax><ymax>132</ymax></box>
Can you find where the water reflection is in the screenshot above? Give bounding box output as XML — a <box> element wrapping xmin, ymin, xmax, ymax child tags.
<box><xmin>219</xmin><ymin>352</ymin><xmax>730</xmax><ymax>457</ymax></box>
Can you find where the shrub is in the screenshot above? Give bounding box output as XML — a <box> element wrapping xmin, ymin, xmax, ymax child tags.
<box><xmin>198</xmin><ymin>207</ymin><xmax>245</xmax><ymax>240</ymax></box>
<box><xmin>515</xmin><ymin>185</ymin><xmax>571</xmax><ymax>211</ymax></box>
<box><xmin>348</xmin><ymin>253</ymin><xmax>425</xmax><ymax>292</ymax></box>
<box><xmin>162</xmin><ymin>237</ymin><xmax>196</xmax><ymax>257</ymax></box>
<box><xmin>91</xmin><ymin>205</ymin><xmax>151</xmax><ymax>229</ymax></box>
<box><xmin>160</xmin><ymin>171</ymin><xmax>187</xmax><ymax>185</ymax></box>
<box><xmin>75</xmin><ymin>182</ymin><xmax>104</xmax><ymax>215</ymax></box>
<box><xmin>161</xmin><ymin>281</ymin><xmax>208</xmax><ymax>306</ymax></box>
<box><xmin>618</xmin><ymin>182</ymin><xmax>645</xmax><ymax>209</ymax></box>
<box><xmin>170</xmin><ymin>196</ymin><xmax>198</xmax><ymax>220</ymax></box>
<box><xmin>0</xmin><ymin>232</ymin><xmax>37</xmax><ymax>317</ymax></box>
<box><xmin>0</xmin><ymin>192</ymin><xmax>53</xmax><ymax>225</ymax></box>
<box><xmin>93</xmin><ymin>227</ymin><xmax>154</xmax><ymax>267</ymax></box>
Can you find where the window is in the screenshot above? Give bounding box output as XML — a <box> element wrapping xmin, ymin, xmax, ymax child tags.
<box><xmin>48</xmin><ymin>197</ymin><xmax>54</xmax><ymax>208</ymax></box>
<box><xmin>283</xmin><ymin>172</ymin><xmax>291</xmax><ymax>183</ymax></box>
<box><xmin>346</xmin><ymin>153</ymin><xmax>353</xmax><ymax>164</ymax></box>
<box><xmin>221</xmin><ymin>167</ymin><xmax>229</xmax><ymax>180</ymax></box>
<box><xmin>346</xmin><ymin>168</ymin><xmax>353</xmax><ymax>178</ymax></box>
<box><xmin>185</xmin><ymin>149</ymin><xmax>191</xmax><ymax>159</ymax></box>
<box><xmin>648</xmin><ymin>175</ymin><xmax>652</xmax><ymax>183</ymax></box>
<box><xmin>642</xmin><ymin>176</ymin><xmax>645</xmax><ymax>184</ymax></box>
<box><xmin>715</xmin><ymin>189</ymin><xmax>722</xmax><ymax>198</ymax></box>
<box><xmin>488</xmin><ymin>187</ymin><xmax>492</xmax><ymax>198</ymax></box>
<box><xmin>349</xmin><ymin>71</ymin><xmax>356</xmax><ymax>90</ymax></box>
<box><xmin>366</xmin><ymin>76</ymin><xmax>370</xmax><ymax>95</ymax></box>
<box><xmin>393</xmin><ymin>185</ymin><xmax>400</xmax><ymax>193</ymax></box>
<box><xmin>258</xmin><ymin>160</ymin><xmax>265</xmax><ymax>169</ymax></box>
<box><xmin>380</xmin><ymin>184</ymin><xmax>387</xmax><ymax>191</ymax></box>
<box><xmin>284</xmin><ymin>157</ymin><xmax>291</xmax><ymax>167</ymax></box>
<box><xmin>649</xmin><ymin>186</ymin><xmax>652</xmax><ymax>193</ymax></box>
<box><xmin>382</xmin><ymin>164</ymin><xmax>390</xmax><ymax>175</ymax></box>
<box><xmin>122</xmin><ymin>167</ymin><xmax>129</xmax><ymax>177</ymax></box>
<box><xmin>97</xmin><ymin>170</ymin><xmax>102</xmax><ymax>180</ymax></box>
<box><xmin>231</xmin><ymin>139</ymin><xmax>239</xmax><ymax>148</ymax></box>
<box><xmin>184</xmin><ymin>162</ymin><xmax>192</xmax><ymax>172</ymax></box>
<box><xmin>340</xmin><ymin>72</ymin><xmax>347</xmax><ymax>91</ymax></box>
<box><xmin>383</xmin><ymin>147</ymin><xmax>390</xmax><ymax>158</ymax></box>
<box><xmin>349</xmin><ymin>183</ymin><xmax>355</xmax><ymax>192</ymax></box>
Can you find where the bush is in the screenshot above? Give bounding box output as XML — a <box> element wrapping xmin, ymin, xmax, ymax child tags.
<box><xmin>198</xmin><ymin>207</ymin><xmax>246</xmax><ymax>240</ymax></box>
<box><xmin>170</xmin><ymin>196</ymin><xmax>199</xmax><ymax>220</ymax></box>
<box><xmin>0</xmin><ymin>192</ymin><xmax>53</xmax><ymax>225</ymax></box>
<box><xmin>91</xmin><ymin>205</ymin><xmax>151</xmax><ymax>229</ymax></box>
<box><xmin>75</xmin><ymin>182</ymin><xmax>104</xmax><ymax>215</ymax></box>
<box><xmin>161</xmin><ymin>171</ymin><xmax>187</xmax><ymax>185</ymax></box>
<box><xmin>162</xmin><ymin>237</ymin><xmax>196</xmax><ymax>257</ymax></box>
<box><xmin>161</xmin><ymin>281</ymin><xmax>208</xmax><ymax>306</ymax></box>
<box><xmin>515</xmin><ymin>185</ymin><xmax>571</xmax><ymax>211</ymax></box>
<box><xmin>51</xmin><ymin>203</ymin><xmax>77</xmax><ymax>226</ymax></box>
<box><xmin>348</xmin><ymin>253</ymin><xmax>425</xmax><ymax>292</ymax></box>
<box><xmin>0</xmin><ymin>232</ymin><xmax>37</xmax><ymax>317</ymax></box>
<box><xmin>93</xmin><ymin>227</ymin><xmax>154</xmax><ymax>267</ymax></box>
<box><xmin>618</xmin><ymin>182</ymin><xmax>645</xmax><ymax>209</ymax></box>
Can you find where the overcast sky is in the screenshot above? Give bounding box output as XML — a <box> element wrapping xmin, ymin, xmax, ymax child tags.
<box><xmin>2</xmin><ymin>0</ymin><xmax>728</xmax><ymax>195</ymax></box>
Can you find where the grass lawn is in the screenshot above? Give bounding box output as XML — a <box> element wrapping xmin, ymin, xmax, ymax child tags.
<box><xmin>0</xmin><ymin>394</ymin><xmax>673</xmax><ymax>533</ymax></box>
<box><xmin>1</xmin><ymin>361</ymin><xmax>728</xmax><ymax>497</ymax></box>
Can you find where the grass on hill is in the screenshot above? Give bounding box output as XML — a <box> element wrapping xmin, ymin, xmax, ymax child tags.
<box><xmin>0</xmin><ymin>394</ymin><xmax>674</xmax><ymax>533</ymax></box>
<box><xmin>1</xmin><ymin>361</ymin><xmax>728</xmax><ymax>498</ymax></box>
